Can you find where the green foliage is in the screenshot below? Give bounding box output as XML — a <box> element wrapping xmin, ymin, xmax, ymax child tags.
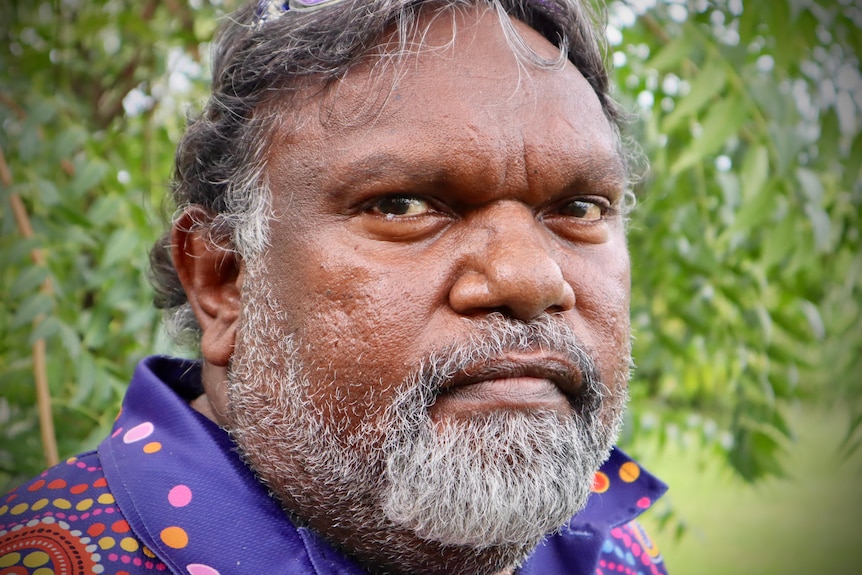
<box><xmin>0</xmin><ymin>0</ymin><xmax>230</xmax><ymax>491</ymax></box>
<box><xmin>1</xmin><ymin>0</ymin><xmax>860</xmax><ymax>495</ymax></box>
<box><xmin>616</xmin><ymin>0</ymin><xmax>862</xmax><ymax>481</ymax></box>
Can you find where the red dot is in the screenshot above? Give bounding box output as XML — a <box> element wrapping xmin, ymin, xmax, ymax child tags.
<box><xmin>70</xmin><ymin>483</ymin><xmax>88</xmax><ymax>495</ymax></box>
<box><xmin>28</xmin><ymin>479</ymin><xmax>46</xmax><ymax>492</ymax></box>
<box><xmin>87</xmin><ymin>523</ymin><xmax>106</xmax><ymax>537</ymax></box>
<box><xmin>112</xmin><ymin>519</ymin><xmax>131</xmax><ymax>533</ymax></box>
<box><xmin>93</xmin><ymin>478</ymin><xmax>108</xmax><ymax>488</ymax></box>
<box><xmin>47</xmin><ymin>479</ymin><xmax>67</xmax><ymax>489</ymax></box>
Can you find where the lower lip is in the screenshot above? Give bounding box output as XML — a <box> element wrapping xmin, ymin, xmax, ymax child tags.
<box><xmin>429</xmin><ymin>377</ymin><xmax>571</xmax><ymax>418</ymax></box>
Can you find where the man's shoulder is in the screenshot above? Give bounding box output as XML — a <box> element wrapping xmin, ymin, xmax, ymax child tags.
<box><xmin>0</xmin><ymin>451</ymin><xmax>169</xmax><ymax>574</ymax></box>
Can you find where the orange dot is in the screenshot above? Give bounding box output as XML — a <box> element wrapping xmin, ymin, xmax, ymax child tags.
<box><xmin>93</xmin><ymin>478</ymin><xmax>108</xmax><ymax>488</ymax></box>
<box><xmin>160</xmin><ymin>526</ymin><xmax>189</xmax><ymax>549</ymax></box>
<box><xmin>87</xmin><ymin>523</ymin><xmax>106</xmax><ymax>537</ymax></box>
<box><xmin>592</xmin><ymin>471</ymin><xmax>610</xmax><ymax>493</ymax></box>
<box><xmin>70</xmin><ymin>483</ymin><xmax>88</xmax><ymax>495</ymax></box>
<box><xmin>47</xmin><ymin>479</ymin><xmax>67</xmax><ymax>490</ymax></box>
<box><xmin>111</xmin><ymin>520</ymin><xmax>131</xmax><ymax>533</ymax></box>
<box><xmin>143</xmin><ymin>442</ymin><xmax>162</xmax><ymax>454</ymax></box>
<box><xmin>619</xmin><ymin>462</ymin><xmax>641</xmax><ymax>483</ymax></box>
<box><xmin>28</xmin><ymin>479</ymin><xmax>46</xmax><ymax>492</ymax></box>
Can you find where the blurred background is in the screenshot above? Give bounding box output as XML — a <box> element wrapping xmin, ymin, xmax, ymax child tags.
<box><xmin>1</xmin><ymin>0</ymin><xmax>860</xmax><ymax>572</ymax></box>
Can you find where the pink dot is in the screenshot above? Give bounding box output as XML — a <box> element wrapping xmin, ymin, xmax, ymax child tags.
<box><xmin>56</xmin><ymin>513</ymin><xmax>65</xmax><ymax>519</ymax></box>
<box><xmin>157</xmin><ymin>564</ymin><xmax>167</xmax><ymax>571</ymax></box>
<box><xmin>108</xmin><ymin>553</ymin><xmax>119</xmax><ymax>561</ymax></box>
<box><xmin>69</xmin><ymin>515</ymin><xmax>78</xmax><ymax>521</ymax></box>
<box><xmin>133</xmin><ymin>558</ymin><xmax>143</xmax><ymax>566</ymax></box>
<box><xmin>93</xmin><ymin>509</ymin><xmax>102</xmax><ymax>516</ymax></box>
<box><xmin>121</xmin><ymin>555</ymin><xmax>131</xmax><ymax>564</ymax></box>
<box><xmin>145</xmin><ymin>561</ymin><xmax>154</xmax><ymax>569</ymax></box>
<box><xmin>105</xmin><ymin>508</ymin><xmax>114</xmax><ymax>514</ymax></box>
<box><xmin>111</xmin><ymin>427</ymin><xmax>123</xmax><ymax>438</ymax></box>
<box><xmin>632</xmin><ymin>543</ymin><xmax>641</xmax><ymax>557</ymax></box>
<box><xmin>636</xmin><ymin>497</ymin><xmax>651</xmax><ymax>509</ymax></box>
<box><xmin>87</xmin><ymin>466</ymin><xmax>97</xmax><ymax>472</ymax></box>
<box><xmin>168</xmin><ymin>485</ymin><xmax>192</xmax><ymax>508</ymax></box>
<box><xmin>187</xmin><ymin>564</ymin><xmax>221</xmax><ymax>575</ymax></box>
<box><xmin>76</xmin><ymin>462</ymin><xmax>86</xmax><ymax>468</ymax></box>
<box><xmin>81</xmin><ymin>513</ymin><xmax>90</xmax><ymax>520</ymax></box>
<box><xmin>123</xmin><ymin>422</ymin><xmax>155</xmax><ymax>444</ymax></box>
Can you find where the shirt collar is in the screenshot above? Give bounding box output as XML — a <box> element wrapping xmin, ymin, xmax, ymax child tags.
<box><xmin>101</xmin><ymin>356</ymin><xmax>665</xmax><ymax>575</ymax></box>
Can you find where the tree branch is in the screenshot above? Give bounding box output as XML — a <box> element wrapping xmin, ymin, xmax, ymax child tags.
<box><xmin>3</xmin><ymin>145</ymin><xmax>59</xmax><ymax>469</ymax></box>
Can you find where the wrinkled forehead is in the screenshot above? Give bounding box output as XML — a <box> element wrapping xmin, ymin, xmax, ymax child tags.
<box><xmin>271</xmin><ymin>4</ymin><xmax>579</xmax><ymax>137</ymax></box>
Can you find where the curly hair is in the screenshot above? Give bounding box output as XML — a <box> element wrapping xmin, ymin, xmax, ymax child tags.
<box><xmin>149</xmin><ymin>0</ymin><xmax>634</xmax><ymax>348</ymax></box>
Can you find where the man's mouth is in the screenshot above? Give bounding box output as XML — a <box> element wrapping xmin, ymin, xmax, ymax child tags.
<box><xmin>429</xmin><ymin>355</ymin><xmax>583</xmax><ymax>417</ymax></box>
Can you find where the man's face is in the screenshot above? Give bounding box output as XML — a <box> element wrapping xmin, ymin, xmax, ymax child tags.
<box><xmin>224</xmin><ymin>6</ymin><xmax>631</xmax><ymax>574</ymax></box>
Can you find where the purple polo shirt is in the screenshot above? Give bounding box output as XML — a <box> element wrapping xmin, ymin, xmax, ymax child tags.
<box><xmin>0</xmin><ymin>356</ymin><xmax>668</xmax><ymax>574</ymax></box>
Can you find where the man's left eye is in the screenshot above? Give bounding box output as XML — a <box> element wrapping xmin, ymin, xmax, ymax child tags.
<box><xmin>369</xmin><ymin>196</ymin><xmax>431</xmax><ymax>217</ymax></box>
<box><xmin>558</xmin><ymin>199</ymin><xmax>606</xmax><ymax>221</ymax></box>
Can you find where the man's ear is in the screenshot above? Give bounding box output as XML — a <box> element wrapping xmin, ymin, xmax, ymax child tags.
<box><xmin>172</xmin><ymin>208</ymin><xmax>243</xmax><ymax>367</ymax></box>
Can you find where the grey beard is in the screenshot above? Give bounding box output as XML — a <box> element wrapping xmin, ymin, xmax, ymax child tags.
<box><xmin>225</xmin><ymin>278</ymin><xmax>628</xmax><ymax>573</ymax></box>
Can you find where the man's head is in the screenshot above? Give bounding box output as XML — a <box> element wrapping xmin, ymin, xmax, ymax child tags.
<box><xmin>155</xmin><ymin>1</ymin><xmax>636</xmax><ymax>573</ymax></box>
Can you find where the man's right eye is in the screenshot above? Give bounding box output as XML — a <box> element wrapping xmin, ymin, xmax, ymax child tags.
<box><xmin>368</xmin><ymin>196</ymin><xmax>432</xmax><ymax>217</ymax></box>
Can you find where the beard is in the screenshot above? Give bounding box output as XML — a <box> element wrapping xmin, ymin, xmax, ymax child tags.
<box><xmin>225</xmin><ymin>270</ymin><xmax>630</xmax><ymax>574</ymax></box>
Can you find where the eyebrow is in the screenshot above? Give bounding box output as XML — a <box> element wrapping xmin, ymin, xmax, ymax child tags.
<box><xmin>327</xmin><ymin>149</ymin><xmax>628</xmax><ymax>201</ymax></box>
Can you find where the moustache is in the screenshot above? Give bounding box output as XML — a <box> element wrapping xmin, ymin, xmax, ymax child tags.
<box><xmin>391</xmin><ymin>313</ymin><xmax>607</xmax><ymax>417</ymax></box>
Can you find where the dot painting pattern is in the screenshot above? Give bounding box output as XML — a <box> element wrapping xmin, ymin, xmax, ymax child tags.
<box><xmin>0</xmin><ymin>417</ymin><xmax>222</xmax><ymax>575</ymax></box>
<box><xmin>596</xmin><ymin>522</ymin><xmax>666</xmax><ymax>575</ymax></box>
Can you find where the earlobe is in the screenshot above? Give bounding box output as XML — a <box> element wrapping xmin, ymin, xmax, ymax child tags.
<box><xmin>172</xmin><ymin>208</ymin><xmax>243</xmax><ymax>367</ymax></box>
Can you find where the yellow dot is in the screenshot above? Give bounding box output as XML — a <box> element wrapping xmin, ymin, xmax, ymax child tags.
<box><xmin>97</xmin><ymin>493</ymin><xmax>115</xmax><ymax>505</ymax></box>
<box><xmin>160</xmin><ymin>526</ymin><xmax>189</xmax><ymax>549</ymax></box>
<box><xmin>31</xmin><ymin>498</ymin><xmax>49</xmax><ymax>511</ymax></box>
<box><xmin>23</xmin><ymin>551</ymin><xmax>50</xmax><ymax>567</ymax></box>
<box><xmin>142</xmin><ymin>546</ymin><xmax>156</xmax><ymax>558</ymax></box>
<box><xmin>120</xmin><ymin>537</ymin><xmax>140</xmax><ymax>552</ymax></box>
<box><xmin>52</xmin><ymin>498</ymin><xmax>71</xmax><ymax>510</ymax></box>
<box><xmin>10</xmin><ymin>503</ymin><xmax>29</xmax><ymax>515</ymax></box>
<box><xmin>143</xmin><ymin>442</ymin><xmax>162</xmax><ymax>454</ymax></box>
<box><xmin>34</xmin><ymin>568</ymin><xmax>55</xmax><ymax>575</ymax></box>
<box><xmin>0</xmin><ymin>505</ymin><xmax>8</xmax><ymax>515</ymax></box>
<box><xmin>619</xmin><ymin>461</ymin><xmax>641</xmax><ymax>483</ymax></box>
<box><xmin>0</xmin><ymin>552</ymin><xmax>22</xmax><ymax>567</ymax></box>
<box><xmin>98</xmin><ymin>536</ymin><xmax>116</xmax><ymax>550</ymax></box>
<box><xmin>66</xmin><ymin>456</ymin><xmax>78</xmax><ymax>464</ymax></box>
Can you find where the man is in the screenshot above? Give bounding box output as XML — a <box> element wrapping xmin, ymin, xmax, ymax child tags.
<box><xmin>0</xmin><ymin>0</ymin><xmax>668</xmax><ymax>573</ymax></box>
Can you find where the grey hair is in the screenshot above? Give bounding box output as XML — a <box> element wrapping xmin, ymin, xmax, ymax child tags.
<box><xmin>149</xmin><ymin>0</ymin><xmax>639</xmax><ymax>348</ymax></box>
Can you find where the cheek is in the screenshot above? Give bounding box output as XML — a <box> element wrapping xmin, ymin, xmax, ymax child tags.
<box><xmin>565</xmin><ymin>241</ymin><xmax>631</xmax><ymax>369</ymax></box>
<box><xmin>263</xmin><ymin>238</ymin><xmax>443</xmax><ymax>412</ymax></box>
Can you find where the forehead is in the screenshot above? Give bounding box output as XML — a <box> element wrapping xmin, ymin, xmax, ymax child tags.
<box><xmin>266</xmin><ymin>5</ymin><xmax>625</xmax><ymax>198</ymax></box>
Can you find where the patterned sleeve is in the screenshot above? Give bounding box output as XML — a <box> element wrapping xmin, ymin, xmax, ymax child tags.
<box><xmin>595</xmin><ymin>520</ymin><xmax>669</xmax><ymax>575</ymax></box>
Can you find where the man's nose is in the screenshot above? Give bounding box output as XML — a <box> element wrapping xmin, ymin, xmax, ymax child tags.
<box><xmin>448</xmin><ymin>205</ymin><xmax>576</xmax><ymax>321</ymax></box>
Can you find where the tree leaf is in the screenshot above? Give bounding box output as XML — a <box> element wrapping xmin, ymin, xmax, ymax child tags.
<box><xmin>662</xmin><ymin>59</ymin><xmax>727</xmax><ymax>134</ymax></box>
<box><xmin>11</xmin><ymin>293</ymin><xmax>54</xmax><ymax>328</ymax></box>
<box><xmin>671</xmin><ymin>94</ymin><xmax>748</xmax><ymax>175</ymax></box>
